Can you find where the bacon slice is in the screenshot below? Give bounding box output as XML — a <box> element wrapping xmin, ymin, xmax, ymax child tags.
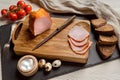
<box><xmin>68</xmin><ymin>26</ymin><xmax>89</xmax><ymax>41</ymax></box>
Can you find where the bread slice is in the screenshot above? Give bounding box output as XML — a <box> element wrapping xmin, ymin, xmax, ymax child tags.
<box><xmin>98</xmin><ymin>35</ymin><xmax>118</xmax><ymax>45</ymax></box>
<box><xmin>95</xmin><ymin>24</ymin><xmax>114</xmax><ymax>35</ymax></box>
<box><xmin>91</xmin><ymin>18</ymin><xmax>107</xmax><ymax>28</ymax></box>
<box><xmin>96</xmin><ymin>43</ymin><xmax>116</xmax><ymax>59</ymax></box>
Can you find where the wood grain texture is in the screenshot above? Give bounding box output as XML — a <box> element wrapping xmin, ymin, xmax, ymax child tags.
<box><xmin>12</xmin><ymin>17</ymin><xmax>90</xmax><ymax>63</ymax></box>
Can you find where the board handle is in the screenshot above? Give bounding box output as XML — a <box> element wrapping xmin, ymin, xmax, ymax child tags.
<box><xmin>12</xmin><ymin>22</ymin><xmax>23</xmax><ymax>43</ymax></box>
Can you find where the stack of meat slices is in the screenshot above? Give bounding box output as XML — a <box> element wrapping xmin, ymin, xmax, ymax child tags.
<box><xmin>68</xmin><ymin>26</ymin><xmax>92</xmax><ymax>55</ymax></box>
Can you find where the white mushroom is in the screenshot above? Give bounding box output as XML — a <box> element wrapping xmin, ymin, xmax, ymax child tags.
<box><xmin>52</xmin><ymin>60</ymin><xmax>61</xmax><ymax>68</ymax></box>
<box><xmin>44</xmin><ymin>62</ymin><xmax>52</xmax><ymax>72</ymax></box>
<box><xmin>38</xmin><ymin>59</ymin><xmax>46</xmax><ymax>68</ymax></box>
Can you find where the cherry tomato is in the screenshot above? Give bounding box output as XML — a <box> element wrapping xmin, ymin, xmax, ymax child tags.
<box><xmin>17</xmin><ymin>9</ymin><xmax>26</xmax><ymax>19</ymax></box>
<box><xmin>1</xmin><ymin>9</ymin><xmax>8</xmax><ymax>16</ymax></box>
<box><xmin>9</xmin><ymin>5</ymin><xmax>18</xmax><ymax>11</ymax></box>
<box><xmin>9</xmin><ymin>12</ymin><xmax>18</xmax><ymax>21</ymax></box>
<box><xmin>24</xmin><ymin>5</ymin><xmax>32</xmax><ymax>14</ymax></box>
<box><xmin>17</xmin><ymin>0</ymin><xmax>26</xmax><ymax>9</ymax></box>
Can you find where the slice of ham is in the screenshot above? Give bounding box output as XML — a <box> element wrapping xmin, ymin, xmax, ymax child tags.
<box><xmin>75</xmin><ymin>41</ymin><xmax>92</xmax><ymax>54</ymax></box>
<box><xmin>68</xmin><ymin>38</ymin><xmax>89</xmax><ymax>52</ymax></box>
<box><xmin>69</xmin><ymin>36</ymin><xmax>89</xmax><ymax>47</ymax></box>
<box><xmin>29</xmin><ymin>8</ymin><xmax>52</xmax><ymax>36</ymax></box>
<box><xmin>69</xmin><ymin>40</ymin><xmax>92</xmax><ymax>54</ymax></box>
<box><xmin>68</xmin><ymin>26</ymin><xmax>89</xmax><ymax>41</ymax></box>
<box><xmin>68</xmin><ymin>25</ymin><xmax>92</xmax><ymax>55</ymax></box>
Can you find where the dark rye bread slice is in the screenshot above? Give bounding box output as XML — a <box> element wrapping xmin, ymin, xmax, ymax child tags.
<box><xmin>98</xmin><ymin>35</ymin><xmax>118</xmax><ymax>45</ymax></box>
<box><xmin>95</xmin><ymin>24</ymin><xmax>114</xmax><ymax>35</ymax></box>
<box><xmin>91</xmin><ymin>18</ymin><xmax>107</xmax><ymax>28</ymax></box>
<box><xmin>96</xmin><ymin>43</ymin><xmax>116</xmax><ymax>59</ymax></box>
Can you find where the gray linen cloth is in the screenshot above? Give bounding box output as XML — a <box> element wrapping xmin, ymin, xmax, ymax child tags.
<box><xmin>35</xmin><ymin>0</ymin><xmax>120</xmax><ymax>50</ymax></box>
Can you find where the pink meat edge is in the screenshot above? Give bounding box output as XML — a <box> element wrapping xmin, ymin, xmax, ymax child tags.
<box><xmin>75</xmin><ymin>41</ymin><xmax>92</xmax><ymax>55</ymax></box>
<box><xmin>68</xmin><ymin>35</ymin><xmax>89</xmax><ymax>42</ymax></box>
<box><xmin>69</xmin><ymin>36</ymin><xmax>89</xmax><ymax>47</ymax></box>
<box><xmin>68</xmin><ymin>39</ymin><xmax>90</xmax><ymax>54</ymax></box>
<box><xmin>68</xmin><ymin>39</ymin><xmax>92</xmax><ymax>55</ymax></box>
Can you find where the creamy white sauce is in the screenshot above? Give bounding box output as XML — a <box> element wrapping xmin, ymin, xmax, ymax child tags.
<box><xmin>20</xmin><ymin>58</ymin><xmax>34</xmax><ymax>72</ymax></box>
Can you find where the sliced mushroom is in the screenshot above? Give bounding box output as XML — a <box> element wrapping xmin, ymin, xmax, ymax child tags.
<box><xmin>44</xmin><ymin>62</ymin><xmax>52</xmax><ymax>72</ymax></box>
<box><xmin>52</xmin><ymin>60</ymin><xmax>61</xmax><ymax>68</ymax></box>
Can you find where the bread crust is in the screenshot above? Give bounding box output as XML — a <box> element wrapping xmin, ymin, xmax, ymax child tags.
<box><xmin>96</xmin><ymin>43</ymin><xmax>116</xmax><ymax>59</ymax></box>
<box><xmin>91</xmin><ymin>18</ymin><xmax>117</xmax><ymax>59</ymax></box>
<box><xmin>91</xmin><ymin>18</ymin><xmax>107</xmax><ymax>28</ymax></box>
<box><xmin>95</xmin><ymin>24</ymin><xmax>114</xmax><ymax>35</ymax></box>
<box><xmin>98</xmin><ymin>35</ymin><xmax>118</xmax><ymax>45</ymax></box>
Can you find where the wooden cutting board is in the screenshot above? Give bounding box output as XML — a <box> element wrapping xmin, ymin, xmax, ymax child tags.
<box><xmin>12</xmin><ymin>17</ymin><xmax>91</xmax><ymax>63</ymax></box>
